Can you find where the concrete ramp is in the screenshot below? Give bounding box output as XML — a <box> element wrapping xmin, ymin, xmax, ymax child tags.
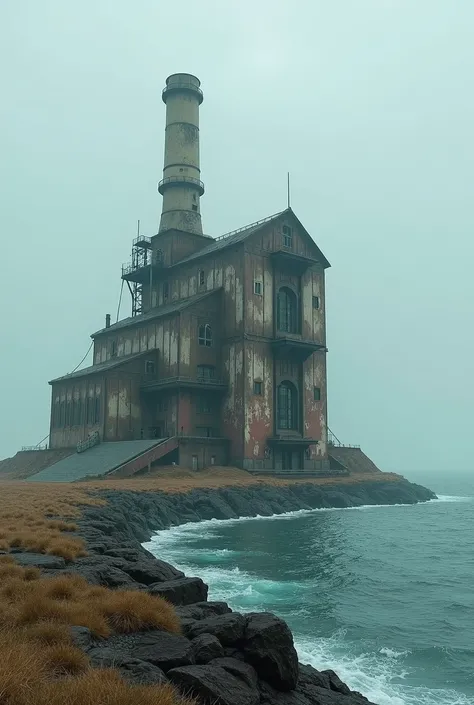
<box><xmin>328</xmin><ymin>446</ymin><xmax>382</xmax><ymax>474</ymax></box>
<box><xmin>27</xmin><ymin>439</ymin><xmax>175</xmax><ymax>483</ymax></box>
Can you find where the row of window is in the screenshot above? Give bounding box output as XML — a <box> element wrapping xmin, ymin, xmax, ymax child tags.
<box><xmin>52</xmin><ymin>397</ymin><xmax>100</xmax><ymax>429</ymax></box>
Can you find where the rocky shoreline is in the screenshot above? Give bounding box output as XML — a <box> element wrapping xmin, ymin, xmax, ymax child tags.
<box><xmin>20</xmin><ymin>478</ymin><xmax>435</xmax><ymax>704</ymax></box>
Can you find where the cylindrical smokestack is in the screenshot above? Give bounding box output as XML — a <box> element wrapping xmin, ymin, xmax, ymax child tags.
<box><xmin>105</xmin><ymin>313</ymin><xmax>111</xmax><ymax>329</ymax></box>
<box><xmin>158</xmin><ymin>73</ymin><xmax>204</xmax><ymax>235</ymax></box>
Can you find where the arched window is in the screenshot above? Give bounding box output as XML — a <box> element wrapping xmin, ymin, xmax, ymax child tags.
<box><xmin>277</xmin><ymin>381</ymin><xmax>298</xmax><ymax>430</ymax></box>
<box><xmin>198</xmin><ymin>323</ymin><xmax>212</xmax><ymax>347</ymax></box>
<box><xmin>277</xmin><ymin>287</ymin><xmax>298</xmax><ymax>333</ymax></box>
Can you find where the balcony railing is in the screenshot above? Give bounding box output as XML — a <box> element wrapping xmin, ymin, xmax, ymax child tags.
<box><xmin>158</xmin><ymin>176</ymin><xmax>205</xmax><ymax>195</ymax></box>
<box><xmin>141</xmin><ymin>375</ymin><xmax>227</xmax><ymax>392</ymax></box>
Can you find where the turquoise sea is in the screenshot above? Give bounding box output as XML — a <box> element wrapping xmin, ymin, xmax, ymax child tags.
<box><xmin>145</xmin><ymin>471</ymin><xmax>474</xmax><ymax>705</ymax></box>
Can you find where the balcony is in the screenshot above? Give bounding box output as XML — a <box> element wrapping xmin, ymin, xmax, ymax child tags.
<box><xmin>271</xmin><ymin>335</ymin><xmax>325</xmax><ymax>361</ymax></box>
<box><xmin>121</xmin><ymin>251</ymin><xmax>165</xmax><ymax>284</ymax></box>
<box><xmin>141</xmin><ymin>375</ymin><xmax>228</xmax><ymax>393</ymax></box>
<box><xmin>271</xmin><ymin>249</ymin><xmax>320</xmax><ymax>274</ymax></box>
<box><xmin>267</xmin><ymin>435</ymin><xmax>319</xmax><ymax>448</ymax></box>
<box><xmin>158</xmin><ymin>176</ymin><xmax>205</xmax><ymax>196</ymax></box>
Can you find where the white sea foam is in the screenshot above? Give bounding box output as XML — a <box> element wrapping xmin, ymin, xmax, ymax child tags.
<box><xmin>144</xmin><ymin>496</ymin><xmax>472</xmax><ymax>705</ymax></box>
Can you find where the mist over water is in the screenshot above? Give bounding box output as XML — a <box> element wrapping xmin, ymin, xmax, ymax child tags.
<box><xmin>145</xmin><ymin>474</ymin><xmax>474</xmax><ymax>705</ymax></box>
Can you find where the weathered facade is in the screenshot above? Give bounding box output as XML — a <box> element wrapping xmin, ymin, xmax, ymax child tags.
<box><xmin>48</xmin><ymin>73</ymin><xmax>331</xmax><ymax>472</ymax></box>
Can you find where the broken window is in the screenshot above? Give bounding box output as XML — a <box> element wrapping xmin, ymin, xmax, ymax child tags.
<box><xmin>198</xmin><ymin>323</ymin><xmax>212</xmax><ymax>347</ymax></box>
<box><xmin>254</xmin><ymin>281</ymin><xmax>262</xmax><ymax>295</ymax></box>
<box><xmin>282</xmin><ymin>225</ymin><xmax>293</xmax><ymax>249</ymax></box>
<box><xmin>313</xmin><ymin>386</ymin><xmax>321</xmax><ymax>401</ymax></box>
<box><xmin>198</xmin><ymin>269</ymin><xmax>205</xmax><ymax>286</ymax></box>
<box><xmin>277</xmin><ymin>381</ymin><xmax>298</xmax><ymax>430</ymax></box>
<box><xmin>197</xmin><ymin>365</ymin><xmax>216</xmax><ymax>380</ymax></box>
<box><xmin>277</xmin><ymin>287</ymin><xmax>298</xmax><ymax>333</ymax></box>
<box><xmin>253</xmin><ymin>381</ymin><xmax>262</xmax><ymax>395</ymax></box>
<box><xmin>312</xmin><ymin>295</ymin><xmax>320</xmax><ymax>310</ymax></box>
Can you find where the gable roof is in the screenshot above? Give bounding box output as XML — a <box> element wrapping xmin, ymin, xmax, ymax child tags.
<box><xmin>91</xmin><ymin>288</ymin><xmax>221</xmax><ymax>339</ymax></box>
<box><xmin>49</xmin><ymin>351</ymin><xmax>149</xmax><ymax>384</ymax></box>
<box><xmin>170</xmin><ymin>208</ymin><xmax>330</xmax><ymax>269</ymax></box>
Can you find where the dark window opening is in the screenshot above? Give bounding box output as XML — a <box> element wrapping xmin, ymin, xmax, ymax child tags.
<box><xmin>192</xmin><ymin>204</ymin><xmax>198</xmax><ymax>211</ymax></box>
<box><xmin>111</xmin><ymin>340</ymin><xmax>117</xmax><ymax>358</ymax></box>
<box><xmin>282</xmin><ymin>225</ymin><xmax>293</xmax><ymax>249</ymax></box>
<box><xmin>197</xmin><ymin>365</ymin><xmax>216</xmax><ymax>380</ymax></box>
<box><xmin>197</xmin><ymin>395</ymin><xmax>212</xmax><ymax>413</ymax></box>
<box><xmin>253</xmin><ymin>381</ymin><xmax>262</xmax><ymax>395</ymax></box>
<box><xmin>198</xmin><ymin>269</ymin><xmax>205</xmax><ymax>286</ymax></box>
<box><xmin>313</xmin><ymin>386</ymin><xmax>321</xmax><ymax>402</ymax></box>
<box><xmin>145</xmin><ymin>360</ymin><xmax>155</xmax><ymax>375</ymax></box>
<box><xmin>163</xmin><ymin>282</ymin><xmax>169</xmax><ymax>301</ymax></box>
<box><xmin>254</xmin><ymin>281</ymin><xmax>262</xmax><ymax>295</ymax></box>
<box><xmin>198</xmin><ymin>323</ymin><xmax>212</xmax><ymax>347</ymax></box>
<box><xmin>94</xmin><ymin>397</ymin><xmax>101</xmax><ymax>424</ymax></box>
<box><xmin>312</xmin><ymin>295</ymin><xmax>320</xmax><ymax>310</ymax></box>
<box><xmin>282</xmin><ymin>450</ymin><xmax>293</xmax><ymax>470</ymax></box>
<box><xmin>277</xmin><ymin>287</ymin><xmax>298</xmax><ymax>333</ymax></box>
<box><xmin>277</xmin><ymin>381</ymin><xmax>298</xmax><ymax>430</ymax></box>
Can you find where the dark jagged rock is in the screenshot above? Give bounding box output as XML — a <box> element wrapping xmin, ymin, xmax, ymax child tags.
<box><xmin>187</xmin><ymin>613</ymin><xmax>246</xmax><ymax>646</ymax></box>
<box><xmin>102</xmin><ymin>630</ymin><xmax>194</xmax><ymax>671</ymax></box>
<box><xmin>168</xmin><ymin>662</ymin><xmax>260</xmax><ymax>705</ymax></box>
<box><xmin>123</xmin><ymin>557</ymin><xmax>184</xmax><ymax>585</ymax></box>
<box><xmin>40</xmin><ymin>476</ymin><xmax>435</xmax><ymax>705</ymax></box>
<box><xmin>191</xmin><ymin>633</ymin><xmax>224</xmax><ymax>664</ymax></box>
<box><xmin>176</xmin><ymin>601</ymin><xmax>232</xmax><ymax>621</ymax></box>
<box><xmin>88</xmin><ymin>647</ymin><xmax>169</xmax><ymax>685</ymax></box>
<box><xmin>148</xmin><ymin>576</ymin><xmax>208</xmax><ymax>605</ymax></box>
<box><xmin>13</xmin><ymin>553</ymin><xmax>66</xmax><ymax>569</ymax></box>
<box><xmin>242</xmin><ymin>612</ymin><xmax>299</xmax><ymax>691</ymax></box>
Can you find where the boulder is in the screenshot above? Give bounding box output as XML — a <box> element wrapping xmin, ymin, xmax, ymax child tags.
<box><xmin>148</xmin><ymin>576</ymin><xmax>208</xmax><ymax>605</ymax></box>
<box><xmin>13</xmin><ymin>553</ymin><xmax>66</xmax><ymax>569</ymax></box>
<box><xmin>321</xmin><ymin>670</ymin><xmax>352</xmax><ymax>696</ymax></box>
<box><xmin>191</xmin><ymin>634</ymin><xmax>224</xmax><ymax>664</ymax></box>
<box><xmin>176</xmin><ymin>601</ymin><xmax>232</xmax><ymax>621</ymax></box>
<box><xmin>103</xmin><ymin>629</ymin><xmax>193</xmax><ymax>672</ymax></box>
<box><xmin>168</xmin><ymin>662</ymin><xmax>259</xmax><ymax>705</ymax></box>
<box><xmin>187</xmin><ymin>613</ymin><xmax>246</xmax><ymax>646</ymax></box>
<box><xmin>242</xmin><ymin>613</ymin><xmax>298</xmax><ymax>691</ymax></box>
<box><xmin>88</xmin><ymin>647</ymin><xmax>168</xmax><ymax>685</ymax></box>
<box><xmin>211</xmin><ymin>658</ymin><xmax>258</xmax><ymax>689</ymax></box>
<box><xmin>123</xmin><ymin>558</ymin><xmax>184</xmax><ymax>585</ymax></box>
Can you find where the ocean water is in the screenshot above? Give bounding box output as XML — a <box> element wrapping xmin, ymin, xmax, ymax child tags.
<box><xmin>144</xmin><ymin>472</ymin><xmax>474</xmax><ymax>705</ymax></box>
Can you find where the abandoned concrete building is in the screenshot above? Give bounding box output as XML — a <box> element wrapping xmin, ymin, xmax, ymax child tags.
<box><xmin>44</xmin><ymin>73</ymin><xmax>339</xmax><ymax>479</ymax></box>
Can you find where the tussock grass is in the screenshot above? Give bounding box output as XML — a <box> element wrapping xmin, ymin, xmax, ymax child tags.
<box><xmin>0</xmin><ymin>484</ymin><xmax>190</xmax><ymax>705</ymax></box>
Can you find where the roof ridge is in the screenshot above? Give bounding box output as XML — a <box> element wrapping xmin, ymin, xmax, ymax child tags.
<box><xmin>214</xmin><ymin>209</ymin><xmax>287</xmax><ymax>242</ymax></box>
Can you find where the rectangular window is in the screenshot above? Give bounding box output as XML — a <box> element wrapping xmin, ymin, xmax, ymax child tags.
<box><xmin>111</xmin><ymin>340</ymin><xmax>117</xmax><ymax>358</ymax></box>
<box><xmin>253</xmin><ymin>381</ymin><xmax>262</xmax><ymax>395</ymax></box>
<box><xmin>197</xmin><ymin>395</ymin><xmax>212</xmax><ymax>413</ymax></box>
<box><xmin>254</xmin><ymin>281</ymin><xmax>262</xmax><ymax>295</ymax></box>
<box><xmin>198</xmin><ymin>269</ymin><xmax>205</xmax><ymax>286</ymax></box>
<box><xmin>197</xmin><ymin>365</ymin><xmax>216</xmax><ymax>380</ymax></box>
<box><xmin>163</xmin><ymin>282</ymin><xmax>169</xmax><ymax>302</ymax></box>
<box><xmin>210</xmin><ymin>455</ymin><xmax>216</xmax><ymax>466</ymax></box>
<box><xmin>282</xmin><ymin>225</ymin><xmax>293</xmax><ymax>249</ymax></box>
<box><xmin>94</xmin><ymin>397</ymin><xmax>101</xmax><ymax>424</ymax></box>
<box><xmin>313</xmin><ymin>387</ymin><xmax>321</xmax><ymax>401</ymax></box>
<box><xmin>145</xmin><ymin>360</ymin><xmax>155</xmax><ymax>375</ymax></box>
<box><xmin>312</xmin><ymin>295</ymin><xmax>320</xmax><ymax>310</ymax></box>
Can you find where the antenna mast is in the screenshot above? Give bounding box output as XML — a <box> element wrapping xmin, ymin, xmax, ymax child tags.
<box><xmin>287</xmin><ymin>172</ymin><xmax>291</xmax><ymax>208</ymax></box>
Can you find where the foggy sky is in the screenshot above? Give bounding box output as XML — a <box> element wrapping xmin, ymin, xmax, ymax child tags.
<box><xmin>1</xmin><ymin>1</ymin><xmax>473</xmax><ymax>473</ymax></box>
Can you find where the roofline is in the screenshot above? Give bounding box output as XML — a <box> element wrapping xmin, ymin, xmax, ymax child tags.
<box><xmin>90</xmin><ymin>288</ymin><xmax>222</xmax><ymax>339</ymax></box>
<box><xmin>48</xmin><ymin>351</ymin><xmax>151</xmax><ymax>385</ymax></box>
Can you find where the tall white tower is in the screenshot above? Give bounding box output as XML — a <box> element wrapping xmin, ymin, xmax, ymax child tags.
<box><xmin>158</xmin><ymin>73</ymin><xmax>204</xmax><ymax>235</ymax></box>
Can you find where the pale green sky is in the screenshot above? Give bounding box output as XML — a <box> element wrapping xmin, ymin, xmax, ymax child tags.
<box><xmin>1</xmin><ymin>1</ymin><xmax>472</xmax><ymax>473</ymax></box>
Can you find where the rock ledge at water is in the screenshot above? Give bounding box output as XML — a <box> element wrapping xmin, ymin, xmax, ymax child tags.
<box><xmin>35</xmin><ymin>479</ymin><xmax>436</xmax><ymax>704</ymax></box>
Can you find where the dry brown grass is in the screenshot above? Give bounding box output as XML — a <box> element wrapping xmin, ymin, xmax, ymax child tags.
<box><xmin>0</xmin><ymin>483</ymin><xmax>192</xmax><ymax>704</ymax></box>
